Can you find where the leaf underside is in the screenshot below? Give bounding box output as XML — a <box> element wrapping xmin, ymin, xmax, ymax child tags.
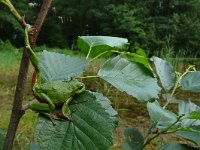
<box><xmin>39</xmin><ymin>50</ymin><xmax>88</xmax><ymax>82</ymax></box>
<box><xmin>176</xmin><ymin>126</ymin><xmax>200</xmax><ymax>145</ymax></box>
<box><xmin>179</xmin><ymin>101</ymin><xmax>200</xmax><ymax>127</ymax></box>
<box><xmin>98</xmin><ymin>56</ymin><xmax>161</xmax><ymax>102</ymax></box>
<box><xmin>147</xmin><ymin>101</ymin><xmax>177</xmax><ymax>129</ymax></box>
<box><xmin>152</xmin><ymin>56</ymin><xmax>175</xmax><ymax>91</ymax></box>
<box><xmin>77</xmin><ymin>36</ymin><xmax>129</xmax><ymax>58</ymax></box>
<box><xmin>34</xmin><ymin>91</ymin><xmax>118</xmax><ymax>150</ymax></box>
<box><xmin>180</xmin><ymin>71</ymin><xmax>200</xmax><ymax>92</ymax></box>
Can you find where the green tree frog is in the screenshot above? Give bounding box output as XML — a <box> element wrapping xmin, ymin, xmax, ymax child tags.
<box><xmin>25</xmin><ymin>25</ymin><xmax>85</xmax><ymax>120</ymax></box>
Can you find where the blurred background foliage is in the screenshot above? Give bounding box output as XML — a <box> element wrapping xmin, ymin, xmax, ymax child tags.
<box><xmin>1</xmin><ymin>0</ymin><xmax>200</xmax><ymax>56</ymax></box>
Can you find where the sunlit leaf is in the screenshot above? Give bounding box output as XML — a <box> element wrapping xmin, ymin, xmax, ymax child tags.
<box><xmin>122</xmin><ymin>128</ymin><xmax>144</xmax><ymax>150</ymax></box>
<box><xmin>98</xmin><ymin>56</ymin><xmax>161</xmax><ymax>102</ymax></box>
<box><xmin>180</xmin><ymin>71</ymin><xmax>200</xmax><ymax>92</ymax></box>
<box><xmin>187</xmin><ymin>111</ymin><xmax>200</xmax><ymax>120</ymax></box>
<box><xmin>39</xmin><ymin>50</ymin><xmax>88</xmax><ymax>82</ymax></box>
<box><xmin>152</xmin><ymin>56</ymin><xmax>175</xmax><ymax>91</ymax></box>
<box><xmin>129</xmin><ymin>49</ymin><xmax>153</xmax><ymax>75</ymax></box>
<box><xmin>77</xmin><ymin>36</ymin><xmax>129</xmax><ymax>58</ymax></box>
<box><xmin>33</xmin><ymin>91</ymin><xmax>118</xmax><ymax>150</ymax></box>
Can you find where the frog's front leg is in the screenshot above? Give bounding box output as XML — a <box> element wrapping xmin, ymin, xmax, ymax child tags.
<box><xmin>61</xmin><ymin>97</ymin><xmax>73</xmax><ymax>120</ymax></box>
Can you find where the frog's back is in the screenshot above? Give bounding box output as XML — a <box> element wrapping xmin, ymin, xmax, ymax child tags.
<box><xmin>36</xmin><ymin>80</ymin><xmax>83</xmax><ymax>105</ymax></box>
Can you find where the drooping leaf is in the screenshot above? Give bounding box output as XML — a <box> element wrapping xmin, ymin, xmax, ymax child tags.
<box><xmin>39</xmin><ymin>50</ymin><xmax>88</xmax><ymax>82</ymax></box>
<box><xmin>33</xmin><ymin>91</ymin><xmax>118</xmax><ymax>150</ymax></box>
<box><xmin>152</xmin><ymin>56</ymin><xmax>175</xmax><ymax>91</ymax></box>
<box><xmin>147</xmin><ymin>101</ymin><xmax>178</xmax><ymax>129</ymax></box>
<box><xmin>176</xmin><ymin>126</ymin><xmax>200</xmax><ymax>145</ymax></box>
<box><xmin>129</xmin><ymin>49</ymin><xmax>153</xmax><ymax>75</ymax></box>
<box><xmin>180</xmin><ymin>71</ymin><xmax>200</xmax><ymax>92</ymax></box>
<box><xmin>159</xmin><ymin>143</ymin><xmax>198</xmax><ymax>150</ymax></box>
<box><xmin>98</xmin><ymin>56</ymin><xmax>161</xmax><ymax>102</ymax></box>
<box><xmin>179</xmin><ymin>101</ymin><xmax>200</xmax><ymax>127</ymax></box>
<box><xmin>77</xmin><ymin>36</ymin><xmax>129</xmax><ymax>58</ymax></box>
<box><xmin>0</xmin><ymin>129</ymin><xmax>4</xmax><ymax>150</ymax></box>
<box><xmin>122</xmin><ymin>128</ymin><xmax>144</xmax><ymax>150</ymax></box>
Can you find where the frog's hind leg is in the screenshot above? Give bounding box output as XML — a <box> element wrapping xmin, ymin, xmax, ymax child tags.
<box><xmin>61</xmin><ymin>97</ymin><xmax>73</xmax><ymax>120</ymax></box>
<box><xmin>29</xmin><ymin>101</ymin><xmax>56</xmax><ymax>119</ymax></box>
<box><xmin>29</xmin><ymin>102</ymin><xmax>57</xmax><ymax>125</ymax></box>
<box><xmin>33</xmin><ymin>92</ymin><xmax>55</xmax><ymax>111</ymax></box>
<box><xmin>29</xmin><ymin>102</ymin><xmax>52</xmax><ymax>112</ymax></box>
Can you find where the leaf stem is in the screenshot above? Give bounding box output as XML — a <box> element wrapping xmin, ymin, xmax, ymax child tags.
<box><xmin>78</xmin><ymin>75</ymin><xmax>99</xmax><ymax>79</ymax></box>
<box><xmin>86</xmin><ymin>46</ymin><xmax>92</xmax><ymax>60</ymax></box>
<box><xmin>142</xmin><ymin>115</ymin><xmax>183</xmax><ymax>149</ymax></box>
<box><xmin>90</xmin><ymin>50</ymin><xmax>127</xmax><ymax>62</ymax></box>
<box><xmin>163</xmin><ymin>65</ymin><xmax>195</xmax><ymax>109</ymax></box>
<box><xmin>0</xmin><ymin>0</ymin><xmax>26</xmax><ymax>27</ymax></box>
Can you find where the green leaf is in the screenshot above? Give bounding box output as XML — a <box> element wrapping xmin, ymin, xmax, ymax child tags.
<box><xmin>152</xmin><ymin>56</ymin><xmax>175</xmax><ymax>91</ymax></box>
<box><xmin>0</xmin><ymin>129</ymin><xmax>4</xmax><ymax>150</ymax></box>
<box><xmin>176</xmin><ymin>126</ymin><xmax>200</xmax><ymax>145</ymax></box>
<box><xmin>122</xmin><ymin>128</ymin><xmax>144</xmax><ymax>150</ymax></box>
<box><xmin>129</xmin><ymin>49</ymin><xmax>153</xmax><ymax>74</ymax></box>
<box><xmin>180</xmin><ymin>71</ymin><xmax>200</xmax><ymax>92</ymax></box>
<box><xmin>159</xmin><ymin>143</ymin><xmax>198</xmax><ymax>150</ymax></box>
<box><xmin>77</xmin><ymin>36</ymin><xmax>129</xmax><ymax>58</ymax></box>
<box><xmin>34</xmin><ymin>91</ymin><xmax>118</xmax><ymax>150</ymax></box>
<box><xmin>187</xmin><ymin>111</ymin><xmax>200</xmax><ymax>120</ymax></box>
<box><xmin>147</xmin><ymin>101</ymin><xmax>178</xmax><ymax>129</ymax></box>
<box><xmin>98</xmin><ymin>56</ymin><xmax>161</xmax><ymax>102</ymax></box>
<box><xmin>29</xmin><ymin>144</ymin><xmax>40</xmax><ymax>150</ymax></box>
<box><xmin>179</xmin><ymin>101</ymin><xmax>200</xmax><ymax>127</ymax></box>
<box><xmin>39</xmin><ymin>50</ymin><xmax>88</xmax><ymax>82</ymax></box>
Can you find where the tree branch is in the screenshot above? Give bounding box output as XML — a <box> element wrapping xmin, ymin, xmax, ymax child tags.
<box><xmin>3</xmin><ymin>1</ymin><xmax>52</xmax><ymax>149</ymax></box>
<box><xmin>30</xmin><ymin>0</ymin><xmax>52</xmax><ymax>47</ymax></box>
<box><xmin>0</xmin><ymin>0</ymin><xmax>26</xmax><ymax>27</ymax></box>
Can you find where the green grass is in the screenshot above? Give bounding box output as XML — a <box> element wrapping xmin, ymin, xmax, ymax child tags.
<box><xmin>0</xmin><ymin>40</ymin><xmax>85</xmax><ymax>69</ymax></box>
<box><xmin>0</xmin><ymin>50</ymin><xmax>21</xmax><ymax>70</ymax></box>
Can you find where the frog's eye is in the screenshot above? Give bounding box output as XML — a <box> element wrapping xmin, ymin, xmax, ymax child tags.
<box><xmin>78</xmin><ymin>85</ymin><xmax>84</xmax><ymax>90</ymax></box>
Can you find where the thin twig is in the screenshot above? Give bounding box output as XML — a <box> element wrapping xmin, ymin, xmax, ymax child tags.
<box><xmin>163</xmin><ymin>65</ymin><xmax>195</xmax><ymax>109</ymax></box>
<box><xmin>142</xmin><ymin>115</ymin><xmax>183</xmax><ymax>149</ymax></box>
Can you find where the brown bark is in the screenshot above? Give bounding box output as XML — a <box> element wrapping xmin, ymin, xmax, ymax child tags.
<box><xmin>3</xmin><ymin>1</ymin><xmax>52</xmax><ymax>149</ymax></box>
<box><xmin>30</xmin><ymin>0</ymin><xmax>52</xmax><ymax>47</ymax></box>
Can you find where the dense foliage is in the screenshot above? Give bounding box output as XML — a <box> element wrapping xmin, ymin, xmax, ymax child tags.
<box><xmin>1</xmin><ymin>0</ymin><xmax>200</xmax><ymax>56</ymax></box>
